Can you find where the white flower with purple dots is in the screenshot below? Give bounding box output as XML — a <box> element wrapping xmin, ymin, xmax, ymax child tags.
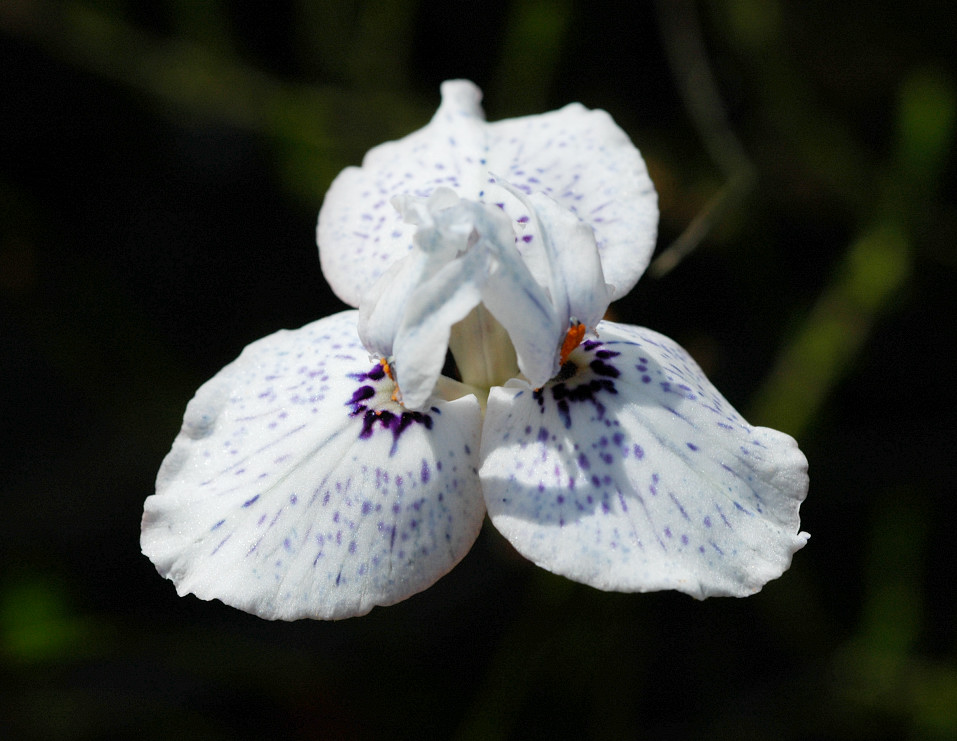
<box><xmin>141</xmin><ymin>80</ymin><xmax>809</xmax><ymax>620</ymax></box>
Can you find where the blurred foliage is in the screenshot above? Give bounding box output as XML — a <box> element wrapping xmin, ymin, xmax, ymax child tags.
<box><xmin>2</xmin><ymin>0</ymin><xmax>956</xmax><ymax>739</ymax></box>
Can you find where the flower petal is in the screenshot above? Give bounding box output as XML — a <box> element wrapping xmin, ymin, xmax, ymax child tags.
<box><xmin>497</xmin><ymin>182</ymin><xmax>611</xmax><ymax>333</ymax></box>
<box><xmin>357</xmin><ymin>188</ymin><xmax>475</xmax><ymax>363</ymax></box>
<box><xmin>360</xmin><ymin>189</ymin><xmax>563</xmax><ymax>405</ymax></box>
<box><xmin>480</xmin><ymin>321</ymin><xmax>809</xmax><ymax>598</ymax></box>
<box><xmin>142</xmin><ymin>310</ymin><xmax>484</xmax><ymax>620</ymax></box>
<box><xmin>318</xmin><ymin>81</ymin><xmax>488</xmax><ymax>307</ymax></box>
<box><xmin>390</xmin><ymin>244</ymin><xmax>489</xmax><ymax>409</ymax></box>
<box><xmin>318</xmin><ymin>80</ymin><xmax>657</xmax><ymax>307</ymax></box>
<box><xmin>483</xmin><ymin>108</ymin><xmax>657</xmax><ymax>300</ymax></box>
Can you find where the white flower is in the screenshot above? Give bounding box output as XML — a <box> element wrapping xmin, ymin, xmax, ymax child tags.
<box><xmin>141</xmin><ymin>81</ymin><xmax>809</xmax><ymax>620</ymax></box>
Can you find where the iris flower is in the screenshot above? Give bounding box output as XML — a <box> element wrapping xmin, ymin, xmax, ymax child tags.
<box><xmin>142</xmin><ymin>81</ymin><xmax>809</xmax><ymax>620</ymax></box>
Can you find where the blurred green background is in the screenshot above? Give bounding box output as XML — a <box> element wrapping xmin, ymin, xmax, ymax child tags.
<box><xmin>2</xmin><ymin>1</ymin><xmax>956</xmax><ymax>738</ymax></box>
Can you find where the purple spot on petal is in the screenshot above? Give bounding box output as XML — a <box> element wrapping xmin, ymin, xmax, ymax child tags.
<box><xmin>589</xmin><ymin>359</ymin><xmax>620</xmax><ymax>378</ymax></box>
<box><xmin>349</xmin><ymin>385</ymin><xmax>375</xmax><ymax>405</ymax></box>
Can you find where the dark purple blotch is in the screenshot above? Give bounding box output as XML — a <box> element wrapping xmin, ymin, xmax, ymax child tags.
<box><xmin>346</xmin><ymin>363</ymin><xmax>433</xmax><ymax>456</ymax></box>
<box><xmin>534</xmin><ymin>345</ymin><xmax>622</xmax><ymax>429</ymax></box>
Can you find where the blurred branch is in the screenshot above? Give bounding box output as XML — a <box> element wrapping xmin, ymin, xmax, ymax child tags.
<box><xmin>491</xmin><ymin>0</ymin><xmax>574</xmax><ymax>114</ymax></box>
<box><xmin>454</xmin><ymin>571</ymin><xmax>576</xmax><ymax>741</ymax></box>
<box><xmin>0</xmin><ymin>0</ymin><xmax>430</xmax><ymax>200</ymax></box>
<box><xmin>650</xmin><ymin>0</ymin><xmax>756</xmax><ymax>277</ymax></box>
<box><xmin>345</xmin><ymin>0</ymin><xmax>417</xmax><ymax>88</ymax></box>
<box><xmin>751</xmin><ymin>68</ymin><xmax>955</xmax><ymax>437</ymax></box>
<box><xmin>168</xmin><ymin>0</ymin><xmax>234</xmax><ymax>53</ymax></box>
<box><xmin>749</xmin><ymin>221</ymin><xmax>910</xmax><ymax>435</ymax></box>
<box><xmin>833</xmin><ymin>488</ymin><xmax>957</xmax><ymax>739</ymax></box>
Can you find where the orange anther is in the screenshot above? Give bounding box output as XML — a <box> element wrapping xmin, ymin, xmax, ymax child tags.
<box><xmin>379</xmin><ymin>357</ymin><xmax>402</xmax><ymax>402</ymax></box>
<box><xmin>559</xmin><ymin>321</ymin><xmax>586</xmax><ymax>365</ymax></box>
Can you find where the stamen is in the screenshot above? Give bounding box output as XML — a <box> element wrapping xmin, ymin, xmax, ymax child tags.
<box><xmin>380</xmin><ymin>357</ymin><xmax>402</xmax><ymax>403</ymax></box>
<box><xmin>559</xmin><ymin>319</ymin><xmax>586</xmax><ymax>365</ymax></box>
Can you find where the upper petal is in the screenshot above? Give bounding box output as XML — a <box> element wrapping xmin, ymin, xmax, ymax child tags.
<box><xmin>480</xmin><ymin>321</ymin><xmax>808</xmax><ymax>598</ymax></box>
<box><xmin>484</xmin><ymin>105</ymin><xmax>657</xmax><ymax>300</ymax></box>
<box><xmin>318</xmin><ymin>80</ymin><xmax>657</xmax><ymax>307</ymax></box>
<box><xmin>318</xmin><ymin>81</ymin><xmax>489</xmax><ymax>307</ymax></box>
<box><xmin>142</xmin><ymin>310</ymin><xmax>485</xmax><ymax>620</ymax></box>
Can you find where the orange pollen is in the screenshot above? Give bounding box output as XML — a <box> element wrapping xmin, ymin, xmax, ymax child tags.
<box><xmin>379</xmin><ymin>357</ymin><xmax>401</xmax><ymax>403</ymax></box>
<box><xmin>560</xmin><ymin>321</ymin><xmax>586</xmax><ymax>365</ymax></box>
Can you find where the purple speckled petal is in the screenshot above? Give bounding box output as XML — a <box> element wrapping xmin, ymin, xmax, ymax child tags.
<box><xmin>480</xmin><ymin>321</ymin><xmax>809</xmax><ymax>598</ymax></box>
<box><xmin>317</xmin><ymin>80</ymin><xmax>657</xmax><ymax>307</ymax></box>
<box><xmin>485</xmin><ymin>107</ymin><xmax>657</xmax><ymax>301</ymax></box>
<box><xmin>142</xmin><ymin>310</ymin><xmax>484</xmax><ymax>620</ymax></box>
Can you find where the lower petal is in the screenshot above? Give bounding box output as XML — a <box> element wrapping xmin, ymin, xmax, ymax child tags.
<box><xmin>480</xmin><ymin>321</ymin><xmax>808</xmax><ymax>598</ymax></box>
<box><xmin>142</xmin><ymin>310</ymin><xmax>484</xmax><ymax>620</ymax></box>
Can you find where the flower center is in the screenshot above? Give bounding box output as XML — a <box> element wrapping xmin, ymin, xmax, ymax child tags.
<box><xmin>347</xmin><ymin>362</ymin><xmax>435</xmax><ymax>455</ymax></box>
<box><xmin>447</xmin><ymin>304</ymin><xmax>519</xmax><ymax>392</ymax></box>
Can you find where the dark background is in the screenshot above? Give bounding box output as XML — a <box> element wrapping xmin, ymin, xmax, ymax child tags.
<box><xmin>2</xmin><ymin>1</ymin><xmax>956</xmax><ymax>738</ymax></box>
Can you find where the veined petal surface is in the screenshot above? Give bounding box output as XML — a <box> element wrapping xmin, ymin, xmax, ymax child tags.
<box><xmin>503</xmin><ymin>185</ymin><xmax>611</xmax><ymax>333</ymax></box>
<box><xmin>480</xmin><ymin>321</ymin><xmax>809</xmax><ymax>598</ymax></box>
<box><xmin>142</xmin><ymin>310</ymin><xmax>484</xmax><ymax>620</ymax></box>
<box><xmin>318</xmin><ymin>80</ymin><xmax>657</xmax><ymax>307</ymax></box>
